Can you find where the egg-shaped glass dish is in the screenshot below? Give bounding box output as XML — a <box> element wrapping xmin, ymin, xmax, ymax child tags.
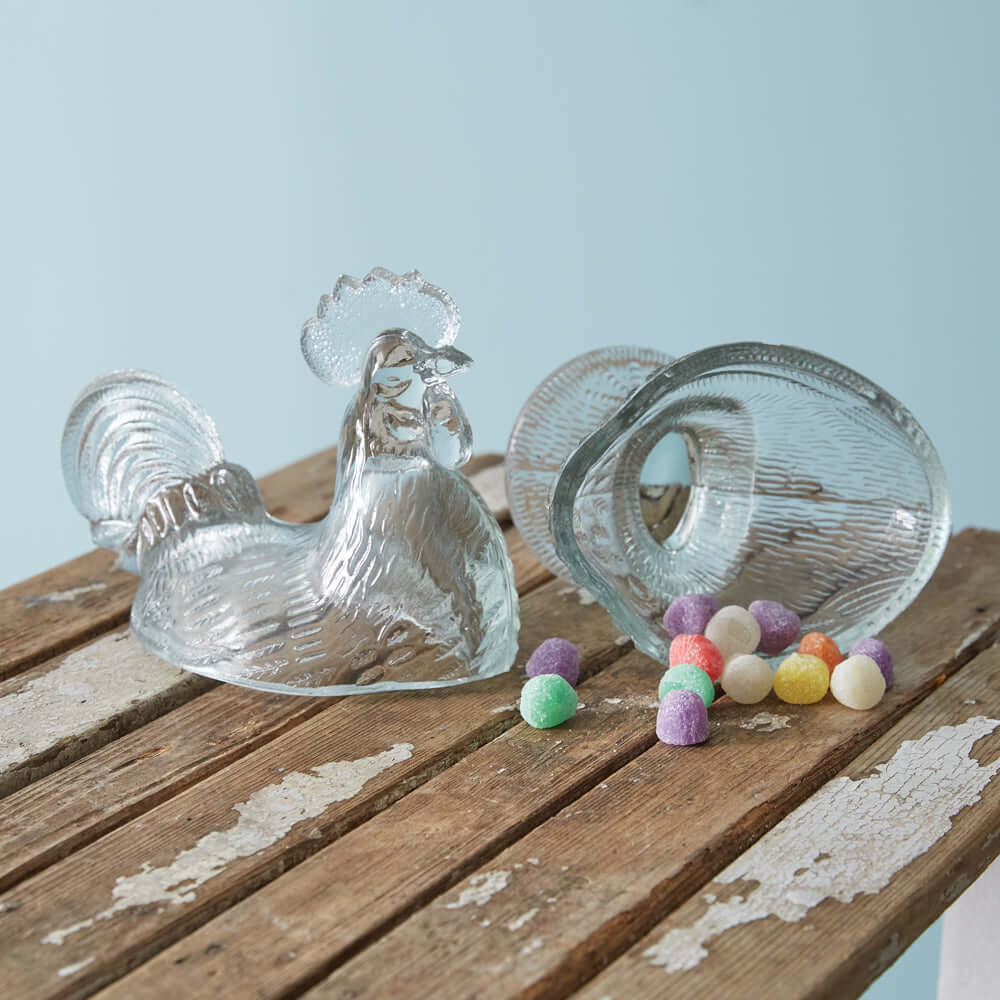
<box><xmin>509</xmin><ymin>342</ymin><xmax>950</xmax><ymax>665</ymax></box>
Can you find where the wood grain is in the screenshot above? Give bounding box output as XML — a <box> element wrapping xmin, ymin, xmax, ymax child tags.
<box><xmin>0</xmin><ymin>458</ymin><xmax>512</xmax><ymax>798</ymax></box>
<box><xmin>0</xmin><ymin>450</ymin><xmax>501</xmax><ymax>682</ymax></box>
<box><xmin>0</xmin><ymin>515</ymin><xmax>550</xmax><ymax>893</ymax></box>
<box><xmin>0</xmin><ymin>576</ymin><xmax>629</xmax><ymax>1000</ymax></box>
<box><xmin>290</xmin><ymin>529</ymin><xmax>1000</xmax><ymax>1000</ymax></box>
<box><xmin>96</xmin><ymin>652</ymin><xmax>663</xmax><ymax>1000</ymax></box>
<box><xmin>578</xmin><ymin>646</ymin><xmax>1000</xmax><ymax>1000</ymax></box>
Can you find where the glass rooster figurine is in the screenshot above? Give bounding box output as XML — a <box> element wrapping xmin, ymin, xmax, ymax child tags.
<box><xmin>62</xmin><ymin>268</ymin><xmax>520</xmax><ymax>695</ymax></box>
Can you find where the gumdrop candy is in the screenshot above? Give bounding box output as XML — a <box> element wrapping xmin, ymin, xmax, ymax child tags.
<box><xmin>525</xmin><ymin>637</ymin><xmax>580</xmax><ymax>687</ymax></box>
<box><xmin>774</xmin><ymin>652</ymin><xmax>830</xmax><ymax>704</ymax></box>
<box><xmin>748</xmin><ymin>600</ymin><xmax>801</xmax><ymax>655</ymax></box>
<box><xmin>720</xmin><ymin>653</ymin><xmax>774</xmax><ymax>705</ymax></box>
<box><xmin>797</xmin><ymin>632</ymin><xmax>843</xmax><ymax>672</ymax></box>
<box><xmin>849</xmin><ymin>637</ymin><xmax>893</xmax><ymax>689</ymax></box>
<box><xmin>669</xmin><ymin>634</ymin><xmax>724</xmax><ymax>681</ymax></box>
<box><xmin>656</xmin><ymin>689</ymin><xmax>710</xmax><ymax>746</ymax></box>
<box><xmin>519</xmin><ymin>674</ymin><xmax>578</xmax><ymax>729</ymax></box>
<box><xmin>658</xmin><ymin>663</ymin><xmax>715</xmax><ymax>708</ymax></box>
<box><xmin>830</xmin><ymin>654</ymin><xmax>886</xmax><ymax>710</ymax></box>
<box><xmin>705</xmin><ymin>606</ymin><xmax>761</xmax><ymax>662</ymax></box>
<box><xmin>664</xmin><ymin>593</ymin><xmax>719</xmax><ymax>638</ymax></box>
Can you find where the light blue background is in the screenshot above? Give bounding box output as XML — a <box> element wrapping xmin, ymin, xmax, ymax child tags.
<box><xmin>4</xmin><ymin>1</ymin><xmax>997</xmax><ymax>993</ymax></box>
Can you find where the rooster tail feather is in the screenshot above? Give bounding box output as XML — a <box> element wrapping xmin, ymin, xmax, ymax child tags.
<box><xmin>62</xmin><ymin>370</ymin><xmax>227</xmax><ymax>571</ymax></box>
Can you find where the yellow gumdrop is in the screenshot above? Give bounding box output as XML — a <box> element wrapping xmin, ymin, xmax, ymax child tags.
<box><xmin>774</xmin><ymin>653</ymin><xmax>830</xmax><ymax>704</ymax></box>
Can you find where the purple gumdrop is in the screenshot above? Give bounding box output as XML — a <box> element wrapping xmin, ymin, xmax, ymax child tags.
<box><xmin>664</xmin><ymin>594</ymin><xmax>719</xmax><ymax>638</ymax></box>
<box><xmin>656</xmin><ymin>689</ymin><xmax>710</xmax><ymax>746</ymax></box>
<box><xmin>748</xmin><ymin>600</ymin><xmax>801</xmax><ymax>655</ymax></box>
<box><xmin>849</xmin><ymin>637</ymin><xmax>894</xmax><ymax>689</ymax></box>
<box><xmin>525</xmin><ymin>637</ymin><xmax>580</xmax><ymax>687</ymax></box>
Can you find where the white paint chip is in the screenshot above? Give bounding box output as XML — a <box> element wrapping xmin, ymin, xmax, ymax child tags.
<box><xmin>644</xmin><ymin>716</ymin><xmax>1000</xmax><ymax>973</ymax></box>
<box><xmin>491</xmin><ymin>704</ymin><xmax>518</xmax><ymax>714</ymax></box>
<box><xmin>0</xmin><ymin>631</ymin><xmax>191</xmax><ymax>776</ymax></box>
<box><xmin>41</xmin><ymin>743</ymin><xmax>414</xmax><ymax>946</ymax></box>
<box><xmin>23</xmin><ymin>583</ymin><xmax>108</xmax><ymax>608</ymax></box>
<box><xmin>739</xmin><ymin>712</ymin><xmax>792</xmax><ymax>733</ymax></box>
<box><xmin>443</xmin><ymin>870</ymin><xmax>511</xmax><ymax>910</ymax></box>
<box><xmin>57</xmin><ymin>957</ymin><xmax>94</xmax><ymax>977</ymax></box>
<box><xmin>506</xmin><ymin>908</ymin><xmax>539</xmax><ymax>931</ymax></box>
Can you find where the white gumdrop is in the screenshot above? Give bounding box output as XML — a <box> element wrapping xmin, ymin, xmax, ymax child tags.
<box><xmin>720</xmin><ymin>654</ymin><xmax>774</xmax><ymax>705</ymax></box>
<box><xmin>830</xmin><ymin>654</ymin><xmax>886</xmax><ymax>710</ymax></box>
<box><xmin>705</xmin><ymin>606</ymin><xmax>762</xmax><ymax>662</ymax></box>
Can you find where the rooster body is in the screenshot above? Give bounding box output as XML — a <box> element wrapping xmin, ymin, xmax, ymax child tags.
<box><xmin>63</xmin><ymin>297</ymin><xmax>519</xmax><ymax>695</ymax></box>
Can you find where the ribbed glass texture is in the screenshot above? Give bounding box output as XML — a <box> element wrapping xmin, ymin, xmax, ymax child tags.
<box><xmin>509</xmin><ymin>343</ymin><xmax>950</xmax><ymax>666</ymax></box>
<box><xmin>61</xmin><ymin>270</ymin><xmax>519</xmax><ymax>696</ymax></box>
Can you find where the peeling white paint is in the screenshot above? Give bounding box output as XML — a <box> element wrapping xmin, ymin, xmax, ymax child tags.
<box><xmin>443</xmin><ymin>870</ymin><xmax>511</xmax><ymax>910</ymax></box>
<box><xmin>599</xmin><ymin>695</ymin><xmax>659</xmax><ymax>712</ymax></box>
<box><xmin>739</xmin><ymin>712</ymin><xmax>791</xmax><ymax>733</ymax></box>
<box><xmin>506</xmin><ymin>908</ymin><xmax>539</xmax><ymax>931</ymax></box>
<box><xmin>469</xmin><ymin>464</ymin><xmax>509</xmax><ymax>522</ymax></box>
<box><xmin>57</xmin><ymin>957</ymin><xmax>94</xmax><ymax>977</ymax></box>
<box><xmin>614</xmin><ymin>635</ymin><xmax>632</xmax><ymax>647</ymax></box>
<box><xmin>23</xmin><ymin>583</ymin><xmax>108</xmax><ymax>608</ymax></box>
<box><xmin>491</xmin><ymin>704</ymin><xmax>518</xmax><ymax>714</ymax></box>
<box><xmin>0</xmin><ymin>631</ymin><xmax>192</xmax><ymax>776</ymax></box>
<box><xmin>558</xmin><ymin>586</ymin><xmax>597</xmax><ymax>606</ymax></box>
<box><xmin>644</xmin><ymin>717</ymin><xmax>1000</xmax><ymax>973</ymax></box>
<box><xmin>42</xmin><ymin>743</ymin><xmax>413</xmax><ymax>946</ymax></box>
<box><xmin>521</xmin><ymin>936</ymin><xmax>543</xmax><ymax>955</ymax></box>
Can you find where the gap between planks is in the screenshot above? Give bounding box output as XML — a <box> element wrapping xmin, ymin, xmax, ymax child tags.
<box><xmin>56</xmin><ymin>529</ymin><xmax>1000</xmax><ymax>1000</ymax></box>
<box><xmin>0</xmin><ymin>456</ymin><xmax>513</xmax><ymax>799</ymax></box>
<box><xmin>286</xmin><ymin>533</ymin><xmax>1000</xmax><ymax>1000</ymax></box>
<box><xmin>0</xmin><ymin>451</ymin><xmax>503</xmax><ymax>683</ymax></box>
<box><xmin>577</xmin><ymin>645</ymin><xmax>1000</xmax><ymax>1000</ymax></box>
<box><xmin>0</xmin><ymin>574</ymin><xmax>632</xmax><ymax>1000</ymax></box>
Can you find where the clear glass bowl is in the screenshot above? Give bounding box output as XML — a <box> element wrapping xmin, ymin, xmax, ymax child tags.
<box><xmin>507</xmin><ymin>343</ymin><xmax>950</xmax><ymax>665</ymax></box>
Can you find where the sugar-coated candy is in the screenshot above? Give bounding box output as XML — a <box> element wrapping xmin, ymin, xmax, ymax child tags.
<box><xmin>664</xmin><ymin>593</ymin><xmax>719</xmax><ymax>638</ymax></box>
<box><xmin>704</xmin><ymin>606</ymin><xmax>762</xmax><ymax>662</ymax></box>
<box><xmin>830</xmin><ymin>654</ymin><xmax>886</xmax><ymax>710</ymax></box>
<box><xmin>797</xmin><ymin>632</ymin><xmax>843</xmax><ymax>672</ymax></box>
<box><xmin>519</xmin><ymin>674</ymin><xmax>578</xmax><ymax>729</ymax></box>
<box><xmin>748</xmin><ymin>600</ymin><xmax>801</xmax><ymax>655</ymax></box>
<box><xmin>669</xmin><ymin>634</ymin><xmax>724</xmax><ymax>681</ymax></box>
<box><xmin>525</xmin><ymin>637</ymin><xmax>580</xmax><ymax>687</ymax></box>
<box><xmin>720</xmin><ymin>653</ymin><xmax>774</xmax><ymax>705</ymax></box>
<box><xmin>774</xmin><ymin>653</ymin><xmax>830</xmax><ymax>704</ymax></box>
<box><xmin>656</xmin><ymin>689</ymin><xmax>710</xmax><ymax>745</ymax></box>
<box><xmin>658</xmin><ymin>663</ymin><xmax>715</xmax><ymax>708</ymax></box>
<box><xmin>849</xmin><ymin>637</ymin><xmax>894</xmax><ymax>689</ymax></box>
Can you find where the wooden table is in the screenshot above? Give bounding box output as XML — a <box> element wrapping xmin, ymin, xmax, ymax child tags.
<box><xmin>2</xmin><ymin>449</ymin><xmax>999</xmax><ymax>999</ymax></box>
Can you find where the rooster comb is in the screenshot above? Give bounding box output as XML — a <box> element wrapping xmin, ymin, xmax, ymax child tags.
<box><xmin>301</xmin><ymin>267</ymin><xmax>461</xmax><ymax>387</ymax></box>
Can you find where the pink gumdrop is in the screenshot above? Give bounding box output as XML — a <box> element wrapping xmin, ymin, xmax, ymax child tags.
<box><xmin>669</xmin><ymin>634</ymin><xmax>724</xmax><ymax>681</ymax></box>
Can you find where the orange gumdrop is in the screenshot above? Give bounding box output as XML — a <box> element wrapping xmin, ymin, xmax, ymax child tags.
<box><xmin>797</xmin><ymin>632</ymin><xmax>843</xmax><ymax>672</ymax></box>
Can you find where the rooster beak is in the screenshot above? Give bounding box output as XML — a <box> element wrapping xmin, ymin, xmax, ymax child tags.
<box><xmin>430</xmin><ymin>346</ymin><xmax>473</xmax><ymax>379</ymax></box>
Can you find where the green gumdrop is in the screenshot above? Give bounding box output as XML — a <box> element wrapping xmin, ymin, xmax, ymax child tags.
<box><xmin>520</xmin><ymin>674</ymin><xmax>578</xmax><ymax>729</ymax></box>
<box><xmin>657</xmin><ymin>663</ymin><xmax>715</xmax><ymax>708</ymax></box>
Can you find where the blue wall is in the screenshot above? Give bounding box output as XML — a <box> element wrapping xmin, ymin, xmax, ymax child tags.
<box><xmin>6</xmin><ymin>2</ymin><xmax>997</xmax><ymax>990</ymax></box>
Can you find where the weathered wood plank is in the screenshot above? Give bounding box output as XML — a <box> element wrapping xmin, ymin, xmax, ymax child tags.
<box><xmin>0</xmin><ymin>576</ymin><xmax>628</xmax><ymax>1000</ymax></box>
<box><xmin>0</xmin><ymin>516</ymin><xmax>550</xmax><ymax>892</ymax></box>
<box><xmin>0</xmin><ymin>458</ymin><xmax>512</xmax><ymax>799</ymax></box>
<box><xmin>289</xmin><ymin>529</ymin><xmax>1000</xmax><ymax>1000</ymax></box>
<box><xmin>0</xmin><ymin>451</ymin><xmax>502</xmax><ymax>682</ymax></box>
<box><xmin>578</xmin><ymin>647</ymin><xmax>1000</xmax><ymax>1000</ymax></box>
<box><xmin>91</xmin><ymin>652</ymin><xmax>659</xmax><ymax>1000</ymax></box>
